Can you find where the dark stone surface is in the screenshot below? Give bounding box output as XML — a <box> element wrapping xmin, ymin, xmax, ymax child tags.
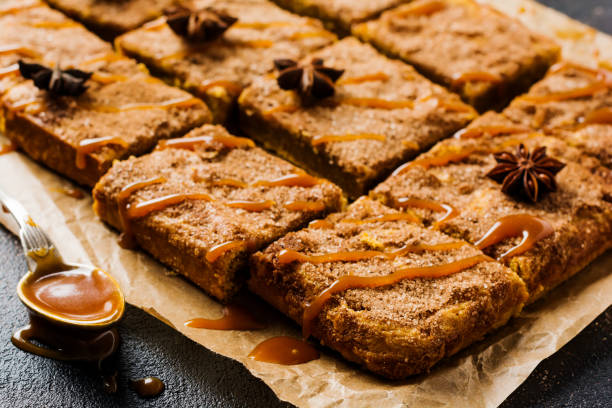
<box><xmin>1</xmin><ymin>1</ymin><xmax>610</xmax><ymax>407</ymax></box>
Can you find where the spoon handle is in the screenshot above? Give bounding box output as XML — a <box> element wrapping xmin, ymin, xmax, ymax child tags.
<box><xmin>0</xmin><ymin>188</ymin><xmax>62</xmax><ymax>271</ymax></box>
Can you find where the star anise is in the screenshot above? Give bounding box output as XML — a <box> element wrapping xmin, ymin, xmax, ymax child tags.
<box><xmin>487</xmin><ymin>144</ymin><xmax>566</xmax><ymax>202</ymax></box>
<box><xmin>274</xmin><ymin>58</ymin><xmax>344</xmax><ymax>102</ymax></box>
<box><xmin>164</xmin><ymin>6</ymin><xmax>237</xmax><ymax>42</ymax></box>
<box><xmin>18</xmin><ymin>60</ymin><xmax>91</xmax><ymax>96</ymax></box>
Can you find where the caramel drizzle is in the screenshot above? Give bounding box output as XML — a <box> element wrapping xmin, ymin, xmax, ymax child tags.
<box><xmin>278</xmin><ymin>241</ymin><xmax>466</xmax><ymax>265</ymax></box>
<box><xmin>225</xmin><ymin>200</ymin><xmax>275</xmax><ymax>212</ymax></box>
<box><xmin>198</xmin><ymin>80</ymin><xmax>243</xmax><ymax>95</ymax></box>
<box><xmin>284</xmin><ymin>201</ymin><xmax>325</xmax><ymax>212</ymax></box>
<box><xmin>213</xmin><ymin>179</ymin><xmax>248</xmax><ymax>188</ymax></box>
<box><xmin>49</xmin><ymin>186</ymin><xmax>85</xmax><ymax>199</ymax></box>
<box><xmin>475</xmin><ymin>214</ymin><xmax>553</xmax><ymax>260</ymax></box>
<box><xmin>337</xmin><ymin>72</ymin><xmax>390</xmax><ymax>85</ymax></box>
<box><xmin>396</xmin><ymin>0</ymin><xmax>447</xmax><ymax>17</ymax></box>
<box><xmin>82</xmin><ymin>97</ymin><xmax>204</xmax><ymax>113</ymax></box>
<box><xmin>233</xmin><ymin>39</ymin><xmax>274</xmax><ymax>48</ymax></box>
<box><xmin>308</xmin><ymin>219</ymin><xmax>334</xmax><ymax>229</ymax></box>
<box><xmin>90</xmin><ymin>72</ymin><xmax>129</xmax><ymax>84</ymax></box>
<box><xmin>394</xmin><ymin>197</ymin><xmax>459</xmax><ymax>227</ymax></box>
<box><xmin>451</xmin><ymin>71</ymin><xmax>501</xmax><ymax>86</ymax></box>
<box><xmin>126</xmin><ymin>193</ymin><xmax>213</xmax><ymax>219</ymax></box>
<box><xmin>0</xmin><ymin>3</ymin><xmax>43</xmax><ymax>17</ymax></box>
<box><xmin>205</xmin><ymin>241</ymin><xmax>248</xmax><ymax>263</ymax></box>
<box><xmin>253</xmin><ymin>173</ymin><xmax>321</xmax><ymax>188</ymax></box>
<box><xmin>76</xmin><ymin>137</ymin><xmax>128</xmax><ymax>169</ymax></box>
<box><xmin>0</xmin><ymin>64</ymin><xmax>19</xmax><ymax>79</ymax></box>
<box><xmin>341</xmin><ymin>97</ymin><xmax>414</xmax><ymax>110</ymax></box>
<box><xmin>579</xmin><ymin>107</ymin><xmax>612</xmax><ymax>126</ymax></box>
<box><xmin>0</xmin><ymin>141</ymin><xmax>17</xmax><ymax>155</ymax></box>
<box><xmin>233</xmin><ymin>21</ymin><xmax>293</xmax><ymax>29</ymax></box>
<box><xmin>28</xmin><ymin>21</ymin><xmax>81</xmax><ymax>29</ymax></box>
<box><xmin>454</xmin><ymin>125</ymin><xmax>531</xmax><ymax>139</ymax></box>
<box><xmin>185</xmin><ymin>304</ymin><xmax>265</xmax><ymax>330</ymax></box>
<box><xmin>288</xmin><ymin>31</ymin><xmax>336</xmax><ymax>41</ymax></box>
<box><xmin>249</xmin><ymin>336</ymin><xmax>319</xmax><ymax>365</ymax></box>
<box><xmin>78</xmin><ymin>53</ymin><xmax>125</xmax><ymax>67</ymax></box>
<box><xmin>519</xmin><ymin>81</ymin><xmax>609</xmax><ymax>103</ymax></box>
<box><xmin>301</xmin><ymin>254</ymin><xmax>490</xmax><ymax>338</ymax></box>
<box><xmin>157</xmin><ymin>134</ymin><xmax>254</xmax><ymax>151</ymax></box>
<box><xmin>262</xmin><ymin>105</ymin><xmax>299</xmax><ymax>117</ymax></box>
<box><xmin>0</xmin><ymin>45</ymin><xmax>40</xmax><ymax>58</ymax></box>
<box><xmin>392</xmin><ymin>148</ymin><xmax>476</xmax><ymax>176</ymax></box>
<box><xmin>311</xmin><ymin>133</ymin><xmax>386</xmax><ymax>145</ymax></box>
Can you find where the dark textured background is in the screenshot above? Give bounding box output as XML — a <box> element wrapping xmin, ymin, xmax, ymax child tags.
<box><xmin>2</xmin><ymin>1</ymin><xmax>611</xmax><ymax>407</ymax></box>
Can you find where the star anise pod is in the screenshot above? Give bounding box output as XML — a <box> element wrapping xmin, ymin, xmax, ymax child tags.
<box><xmin>274</xmin><ymin>58</ymin><xmax>344</xmax><ymax>102</ymax></box>
<box><xmin>487</xmin><ymin>144</ymin><xmax>566</xmax><ymax>202</ymax></box>
<box><xmin>164</xmin><ymin>6</ymin><xmax>237</xmax><ymax>42</ymax></box>
<box><xmin>18</xmin><ymin>60</ymin><xmax>91</xmax><ymax>96</ymax></box>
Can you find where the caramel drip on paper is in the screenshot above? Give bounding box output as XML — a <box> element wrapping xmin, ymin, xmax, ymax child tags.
<box><xmin>50</xmin><ymin>186</ymin><xmax>85</xmax><ymax>199</ymax></box>
<box><xmin>284</xmin><ymin>201</ymin><xmax>325</xmax><ymax>212</ymax></box>
<box><xmin>396</xmin><ymin>0</ymin><xmax>447</xmax><ymax>17</ymax></box>
<box><xmin>338</xmin><ymin>72</ymin><xmax>390</xmax><ymax>85</ymax></box>
<box><xmin>392</xmin><ymin>148</ymin><xmax>475</xmax><ymax>176</ymax></box>
<box><xmin>185</xmin><ymin>304</ymin><xmax>265</xmax><ymax>330</ymax></box>
<box><xmin>116</xmin><ymin>176</ymin><xmax>166</xmax><ymax>248</ymax></box>
<box><xmin>0</xmin><ymin>141</ymin><xmax>17</xmax><ymax>155</ymax></box>
<box><xmin>394</xmin><ymin>197</ymin><xmax>459</xmax><ymax>227</ymax></box>
<box><xmin>312</xmin><ymin>133</ymin><xmax>386</xmax><ymax>145</ymax></box>
<box><xmin>198</xmin><ymin>80</ymin><xmax>243</xmax><ymax>95</ymax></box>
<box><xmin>157</xmin><ymin>134</ymin><xmax>254</xmax><ymax>151</ymax></box>
<box><xmin>278</xmin><ymin>242</ymin><xmax>466</xmax><ymax>265</ymax></box>
<box><xmin>126</xmin><ymin>193</ymin><xmax>213</xmax><ymax>219</ymax></box>
<box><xmin>454</xmin><ymin>125</ymin><xmax>531</xmax><ymax>139</ymax></box>
<box><xmin>249</xmin><ymin>336</ymin><xmax>319</xmax><ymax>365</ymax></box>
<box><xmin>205</xmin><ymin>241</ymin><xmax>248</xmax><ymax>263</ymax></box>
<box><xmin>301</xmin><ymin>254</ymin><xmax>490</xmax><ymax>338</ymax></box>
<box><xmin>225</xmin><ymin>200</ymin><xmax>275</xmax><ymax>212</ymax></box>
<box><xmin>475</xmin><ymin>214</ymin><xmax>553</xmax><ymax>260</ymax></box>
<box><xmin>76</xmin><ymin>137</ymin><xmax>128</xmax><ymax>169</ymax></box>
<box><xmin>451</xmin><ymin>71</ymin><xmax>501</xmax><ymax>86</ymax></box>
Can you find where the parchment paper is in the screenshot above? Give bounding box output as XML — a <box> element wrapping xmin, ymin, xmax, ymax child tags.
<box><xmin>1</xmin><ymin>1</ymin><xmax>611</xmax><ymax>406</ymax></box>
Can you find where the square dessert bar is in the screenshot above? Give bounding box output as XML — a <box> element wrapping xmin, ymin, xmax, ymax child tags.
<box><xmin>501</xmin><ymin>63</ymin><xmax>612</xmax><ymax>168</ymax></box>
<box><xmin>271</xmin><ymin>0</ymin><xmax>410</xmax><ymax>34</ymax></box>
<box><xmin>0</xmin><ymin>3</ymin><xmax>212</xmax><ymax>187</ymax></box>
<box><xmin>353</xmin><ymin>0</ymin><xmax>560</xmax><ymax>111</ymax></box>
<box><xmin>115</xmin><ymin>0</ymin><xmax>336</xmax><ymax>123</ymax></box>
<box><xmin>239</xmin><ymin>37</ymin><xmax>475</xmax><ymax>199</ymax></box>
<box><xmin>371</xmin><ymin>130</ymin><xmax>612</xmax><ymax>302</ymax></box>
<box><xmin>249</xmin><ymin>197</ymin><xmax>527</xmax><ymax>379</ymax></box>
<box><xmin>93</xmin><ymin>124</ymin><xmax>344</xmax><ymax>302</ymax></box>
<box><xmin>44</xmin><ymin>0</ymin><xmax>179</xmax><ymax>39</ymax></box>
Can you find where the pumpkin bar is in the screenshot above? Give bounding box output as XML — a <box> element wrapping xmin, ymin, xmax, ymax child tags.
<box><xmin>271</xmin><ymin>0</ymin><xmax>410</xmax><ymax>34</ymax></box>
<box><xmin>44</xmin><ymin>0</ymin><xmax>179</xmax><ymax>39</ymax></box>
<box><xmin>352</xmin><ymin>0</ymin><xmax>560</xmax><ymax>112</ymax></box>
<box><xmin>371</xmin><ymin>131</ymin><xmax>612</xmax><ymax>302</ymax></box>
<box><xmin>501</xmin><ymin>63</ymin><xmax>612</xmax><ymax>168</ymax></box>
<box><xmin>238</xmin><ymin>37</ymin><xmax>475</xmax><ymax>199</ymax></box>
<box><xmin>115</xmin><ymin>0</ymin><xmax>336</xmax><ymax>123</ymax></box>
<box><xmin>93</xmin><ymin>124</ymin><xmax>344</xmax><ymax>302</ymax></box>
<box><xmin>249</xmin><ymin>197</ymin><xmax>527</xmax><ymax>379</ymax></box>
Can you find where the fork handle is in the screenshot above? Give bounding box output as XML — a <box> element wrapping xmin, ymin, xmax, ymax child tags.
<box><xmin>0</xmin><ymin>188</ymin><xmax>28</xmax><ymax>236</ymax></box>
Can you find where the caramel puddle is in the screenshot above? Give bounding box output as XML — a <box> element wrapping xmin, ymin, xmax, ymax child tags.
<box><xmin>249</xmin><ymin>336</ymin><xmax>319</xmax><ymax>365</ymax></box>
<box><xmin>185</xmin><ymin>304</ymin><xmax>265</xmax><ymax>330</ymax></box>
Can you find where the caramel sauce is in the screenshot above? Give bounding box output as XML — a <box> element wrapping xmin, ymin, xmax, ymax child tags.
<box><xmin>395</xmin><ymin>197</ymin><xmax>459</xmax><ymax>227</ymax></box>
<box><xmin>237</xmin><ymin>39</ymin><xmax>274</xmax><ymax>48</ymax></box>
<box><xmin>117</xmin><ymin>177</ymin><xmax>166</xmax><ymax>249</ymax></box>
<box><xmin>288</xmin><ymin>30</ymin><xmax>336</xmax><ymax>40</ymax></box>
<box><xmin>130</xmin><ymin>377</ymin><xmax>165</xmax><ymax>398</ymax></box>
<box><xmin>519</xmin><ymin>80</ymin><xmax>608</xmax><ymax>103</ymax></box>
<box><xmin>301</xmin><ymin>254</ymin><xmax>490</xmax><ymax>338</ymax></box>
<box><xmin>451</xmin><ymin>71</ymin><xmax>501</xmax><ymax>86</ymax></box>
<box><xmin>90</xmin><ymin>72</ymin><xmax>129</xmax><ymax>84</ymax></box>
<box><xmin>580</xmin><ymin>107</ymin><xmax>612</xmax><ymax>126</ymax></box>
<box><xmin>0</xmin><ymin>45</ymin><xmax>40</xmax><ymax>58</ymax></box>
<box><xmin>76</xmin><ymin>137</ymin><xmax>128</xmax><ymax>169</ymax></box>
<box><xmin>0</xmin><ymin>3</ymin><xmax>42</xmax><ymax>17</ymax></box>
<box><xmin>185</xmin><ymin>304</ymin><xmax>265</xmax><ymax>330</ymax></box>
<box><xmin>248</xmin><ymin>336</ymin><xmax>319</xmax><ymax>365</ymax></box>
<box><xmin>50</xmin><ymin>186</ymin><xmax>85</xmax><ymax>199</ymax></box>
<box><xmin>308</xmin><ymin>219</ymin><xmax>334</xmax><ymax>229</ymax></box>
<box><xmin>225</xmin><ymin>200</ymin><xmax>275</xmax><ymax>212</ymax></box>
<box><xmin>338</xmin><ymin>72</ymin><xmax>390</xmax><ymax>85</ymax></box>
<box><xmin>83</xmin><ymin>97</ymin><xmax>204</xmax><ymax>113</ymax></box>
<box><xmin>78</xmin><ymin>53</ymin><xmax>125</xmax><ymax>67</ymax></box>
<box><xmin>396</xmin><ymin>0</ymin><xmax>447</xmax><ymax>17</ymax></box>
<box><xmin>232</xmin><ymin>21</ymin><xmax>292</xmax><ymax>29</ymax></box>
<box><xmin>262</xmin><ymin>105</ymin><xmax>299</xmax><ymax>116</ymax></box>
<box><xmin>253</xmin><ymin>173</ymin><xmax>321</xmax><ymax>188</ymax></box>
<box><xmin>126</xmin><ymin>193</ymin><xmax>213</xmax><ymax>219</ymax></box>
<box><xmin>392</xmin><ymin>148</ymin><xmax>475</xmax><ymax>176</ymax></box>
<box><xmin>0</xmin><ymin>64</ymin><xmax>19</xmax><ymax>79</ymax></box>
<box><xmin>284</xmin><ymin>201</ymin><xmax>325</xmax><ymax>212</ymax></box>
<box><xmin>431</xmin><ymin>97</ymin><xmax>477</xmax><ymax>114</ymax></box>
<box><xmin>278</xmin><ymin>241</ymin><xmax>466</xmax><ymax>265</ymax></box>
<box><xmin>198</xmin><ymin>80</ymin><xmax>243</xmax><ymax>95</ymax></box>
<box><xmin>341</xmin><ymin>97</ymin><xmax>414</xmax><ymax>110</ymax></box>
<box><xmin>157</xmin><ymin>134</ymin><xmax>254</xmax><ymax>151</ymax></box>
<box><xmin>21</xmin><ymin>265</ymin><xmax>123</xmax><ymax>323</ymax></box>
<box><xmin>454</xmin><ymin>125</ymin><xmax>531</xmax><ymax>139</ymax></box>
<box><xmin>0</xmin><ymin>140</ymin><xmax>17</xmax><ymax>155</ymax></box>
<box><xmin>341</xmin><ymin>212</ymin><xmax>420</xmax><ymax>225</ymax></box>
<box><xmin>205</xmin><ymin>241</ymin><xmax>248</xmax><ymax>263</ymax></box>
<box><xmin>312</xmin><ymin>133</ymin><xmax>386</xmax><ymax>145</ymax></box>
<box><xmin>29</xmin><ymin>21</ymin><xmax>81</xmax><ymax>29</ymax></box>
<box><xmin>475</xmin><ymin>214</ymin><xmax>554</xmax><ymax>260</ymax></box>
<box><xmin>213</xmin><ymin>178</ymin><xmax>248</xmax><ymax>188</ymax></box>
